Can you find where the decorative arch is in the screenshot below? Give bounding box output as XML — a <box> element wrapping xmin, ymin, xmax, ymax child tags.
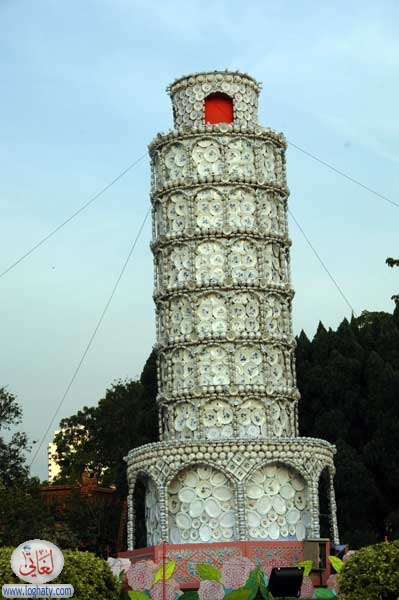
<box><xmin>191</xmin><ymin>139</ymin><xmax>223</xmax><ymax>178</ymax></box>
<box><xmin>196</xmin><ymin>291</ymin><xmax>228</xmax><ymax>339</ymax></box>
<box><xmin>195</xmin><ymin>240</ymin><xmax>225</xmax><ymax>286</ymax></box>
<box><xmin>170</xmin><ymin>400</ymin><xmax>199</xmax><ymax>440</ymax></box>
<box><xmin>169</xmin><ymin>294</ymin><xmax>193</xmax><ymax>339</ymax></box>
<box><xmin>226</xmin><ymin>186</ymin><xmax>256</xmax><ymax>231</ymax></box>
<box><xmin>166</xmin><ymin>462</ymin><xmax>238</xmax><ymax>544</ymax></box>
<box><xmin>164</xmin><ymin>458</ymin><xmax>240</xmax><ymax>490</ymax></box>
<box><xmin>171</xmin><ymin>347</ymin><xmax>195</xmax><ymax>393</ymax></box>
<box><xmin>198</xmin><ymin>344</ymin><xmax>229</xmax><ymax>387</ymax></box>
<box><xmin>225</xmin><ymin>138</ymin><xmax>256</xmax><ymax>178</ymax></box>
<box><xmin>153</xmin><ymin>200</ymin><xmax>164</xmax><ymax>239</ymax></box>
<box><xmin>144</xmin><ymin>475</ymin><xmax>162</xmax><ymax>546</ymax></box>
<box><xmin>201</xmin><ymin>398</ymin><xmax>234</xmax><ymax>440</ymax></box>
<box><xmin>165</xmin><ymin>190</ymin><xmax>190</xmax><ymax>235</ymax></box>
<box><xmin>229</xmin><ymin>291</ymin><xmax>261</xmax><ymax>337</ymax></box>
<box><xmin>237</xmin><ymin>398</ymin><xmax>267</xmax><ymax>438</ymax></box>
<box><xmin>233</xmin><ymin>344</ymin><xmax>263</xmax><ymax>385</ymax></box>
<box><xmin>243</xmin><ymin>461</ymin><xmax>310</xmax><ymax>541</ymax></box>
<box><xmin>155</xmin><ymin>249</ymin><xmax>165</xmax><ymax>292</ymax></box>
<box><xmin>163</xmin><ymin>142</ymin><xmax>188</xmax><ymax>180</ymax></box>
<box><xmin>167</xmin><ymin>244</ymin><xmax>192</xmax><ymax>289</ymax></box>
<box><xmin>229</xmin><ymin>239</ymin><xmax>259</xmax><ymax>284</ymax></box>
<box><xmin>158</xmin><ymin>351</ymin><xmax>169</xmax><ymax>395</ymax></box>
<box><xmin>194</xmin><ymin>188</ymin><xmax>224</xmax><ymax>232</ymax></box>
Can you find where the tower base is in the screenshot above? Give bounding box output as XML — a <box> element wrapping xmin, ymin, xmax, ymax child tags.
<box><xmin>119</xmin><ymin>539</ymin><xmax>331</xmax><ymax>588</ymax></box>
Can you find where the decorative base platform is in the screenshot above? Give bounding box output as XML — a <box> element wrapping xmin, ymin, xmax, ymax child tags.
<box><xmin>119</xmin><ymin>539</ymin><xmax>331</xmax><ymax>588</ymax></box>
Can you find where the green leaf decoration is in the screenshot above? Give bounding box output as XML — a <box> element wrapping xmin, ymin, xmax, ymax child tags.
<box><xmin>243</xmin><ymin>568</ymin><xmax>262</xmax><ymax>600</ymax></box>
<box><xmin>259</xmin><ymin>573</ymin><xmax>272</xmax><ymax>600</ymax></box>
<box><xmin>245</xmin><ymin>568</ymin><xmax>260</xmax><ymax>589</ymax></box>
<box><xmin>297</xmin><ymin>559</ymin><xmax>313</xmax><ymax>576</ymax></box>
<box><xmin>242</xmin><ymin>586</ymin><xmax>258</xmax><ymax>600</ymax></box>
<box><xmin>128</xmin><ymin>591</ymin><xmax>149</xmax><ymax>600</ymax></box>
<box><xmin>328</xmin><ymin>555</ymin><xmax>344</xmax><ymax>573</ymax></box>
<box><xmin>153</xmin><ymin>560</ymin><xmax>176</xmax><ymax>583</ymax></box>
<box><xmin>196</xmin><ymin>563</ymin><xmax>221</xmax><ymax>582</ymax></box>
<box><xmin>224</xmin><ymin>588</ymin><xmax>254</xmax><ymax>600</ymax></box>
<box><xmin>179</xmin><ymin>592</ymin><xmax>199</xmax><ymax>600</ymax></box>
<box><xmin>314</xmin><ymin>588</ymin><xmax>336</xmax><ymax>599</ymax></box>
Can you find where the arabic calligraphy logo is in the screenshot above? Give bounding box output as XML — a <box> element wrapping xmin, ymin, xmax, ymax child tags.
<box><xmin>11</xmin><ymin>539</ymin><xmax>64</xmax><ymax>584</ymax></box>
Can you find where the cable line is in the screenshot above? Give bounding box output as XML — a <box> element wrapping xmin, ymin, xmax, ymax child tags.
<box><xmin>288</xmin><ymin>141</ymin><xmax>399</xmax><ymax>209</ymax></box>
<box><xmin>28</xmin><ymin>206</ymin><xmax>151</xmax><ymax>469</ymax></box>
<box><xmin>288</xmin><ymin>208</ymin><xmax>356</xmax><ymax>316</ymax></box>
<box><xmin>0</xmin><ymin>153</ymin><xmax>147</xmax><ymax>280</ymax></box>
<box><xmin>2</xmin><ymin>141</ymin><xmax>396</xmax><ymax>283</ymax></box>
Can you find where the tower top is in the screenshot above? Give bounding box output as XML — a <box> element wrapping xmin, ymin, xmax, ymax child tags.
<box><xmin>166</xmin><ymin>70</ymin><xmax>261</xmax><ymax>130</ymax></box>
<box><xmin>167</xmin><ymin>70</ymin><xmax>261</xmax><ymax>94</ymax></box>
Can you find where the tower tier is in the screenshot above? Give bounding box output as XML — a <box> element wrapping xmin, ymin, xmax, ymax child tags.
<box><xmin>126</xmin><ymin>438</ymin><xmax>339</xmax><ymax>547</ymax></box>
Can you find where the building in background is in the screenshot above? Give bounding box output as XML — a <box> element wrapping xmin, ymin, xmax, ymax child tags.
<box><xmin>48</xmin><ymin>430</ymin><xmax>61</xmax><ymax>483</ymax></box>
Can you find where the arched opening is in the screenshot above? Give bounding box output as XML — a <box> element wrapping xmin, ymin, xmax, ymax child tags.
<box><xmin>133</xmin><ymin>477</ymin><xmax>147</xmax><ymax>548</ymax></box>
<box><xmin>204</xmin><ymin>93</ymin><xmax>234</xmax><ymax>124</ymax></box>
<box><xmin>318</xmin><ymin>467</ymin><xmax>330</xmax><ymax>538</ymax></box>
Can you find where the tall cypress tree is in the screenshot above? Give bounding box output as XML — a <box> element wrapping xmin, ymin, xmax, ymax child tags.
<box><xmin>296</xmin><ymin>309</ymin><xmax>399</xmax><ymax>546</ymax></box>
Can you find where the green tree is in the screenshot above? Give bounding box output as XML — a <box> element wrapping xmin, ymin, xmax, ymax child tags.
<box><xmin>0</xmin><ymin>387</ymin><xmax>30</xmax><ymax>484</ymax></box>
<box><xmin>0</xmin><ymin>477</ymin><xmax>55</xmax><ymax>546</ymax></box>
<box><xmin>57</xmin><ymin>488</ymin><xmax>121</xmax><ymax>556</ymax></box>
<box><xmin>55</xmin><ymin>350</ymin><xmax>158</xmax><ymax>494</ymax></box>
<box><xmin>386</xmin><ymin>256</ymin><xmax>399</xmax><ymax>305</ymax></box>
<box><xmin>0</xmin><ymin>388</ymin><xmax>55</xmax><ymax>545</ymax></box>
<box><xmin>52</xmin><ymin>352</ymin><xmax>158</xmax><ymax>553</ymax></box>
<box><xmin>296</xmin><ymin>309</ymin><xmax>399</xmax><ymax>547</ymax></box>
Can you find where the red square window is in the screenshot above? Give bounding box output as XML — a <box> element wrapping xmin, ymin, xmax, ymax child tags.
<box><xmin>204</xmin><ymin>93</ymin><xmax>234</xmax><ymax>124</ymax></box>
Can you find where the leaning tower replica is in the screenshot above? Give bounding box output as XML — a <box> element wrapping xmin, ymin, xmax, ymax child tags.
<box><xmin>126</xmin><ymin>71</ymin><xmax>339</xmax><ymax>560</ymax></box>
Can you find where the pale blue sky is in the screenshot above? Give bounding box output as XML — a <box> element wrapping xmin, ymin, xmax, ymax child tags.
<box><xmin>1</xmin><ymin>0</ymin><xmax>398</xmax><ymax>479</ymax></box>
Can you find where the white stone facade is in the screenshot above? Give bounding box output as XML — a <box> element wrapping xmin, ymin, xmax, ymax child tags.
<box><xmin>126</xmin><ymin>71</ymin><xmax>339</xmax><ymax>549</ymax></box>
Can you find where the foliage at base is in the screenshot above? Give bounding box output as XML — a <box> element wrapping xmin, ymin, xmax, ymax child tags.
<box><xmin>0</xmin><ymin>547</ymin><xmax>119</xmax><ymax>600</ymax></box>
<box><xmin>338</xmin><ymin>540</ymin><xmax>399</xmax><ymax>600</ymax></box>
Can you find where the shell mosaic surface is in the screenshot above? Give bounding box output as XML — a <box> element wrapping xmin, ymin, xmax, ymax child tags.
<box><xmin>166</xmin><ymin>71</ymin><xmax>260</xmax><ymax>131</ymax></box>
<box><xmin>127</xmin><ymin>438</ymin><xmax>339</xmax><ymax>547</ymax></box>
<box><xmin>126</xmin><ymin>71</ymin><xmax>339</xmax><ymax>549</ymax></box>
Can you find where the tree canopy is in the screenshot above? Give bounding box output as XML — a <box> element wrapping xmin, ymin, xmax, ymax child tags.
<box><xmin>0</xmin><ymin>387</ymin><xmax>30</xmax><ymax>484</ymax></box>
<box><xmin>0</xmin><ymin>388</ymin><xmax>56</xmax><ymax>546</ymax></box>
<box><xmin>297</xmin><ymin>306</ymin><xmax>399</xmax><ymax>547</ymax></box>
<box><xmin>54</xmin><ymin>351</ymin><xmax>158</xmax><ymax>495</ymax></box>
<box><xmin>386</xmin><ymin>256</ymin><xmax>399</xmax><ymax>305</ymax></box>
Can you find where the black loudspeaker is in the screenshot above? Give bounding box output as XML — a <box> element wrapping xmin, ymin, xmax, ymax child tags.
<box><xmin>267</xmin><ymin>567</ymin><xmax>304</xmax><ymax>598</ymax></box>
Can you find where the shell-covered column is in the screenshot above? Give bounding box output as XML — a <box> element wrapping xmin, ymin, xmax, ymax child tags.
<box><xmin>152</xmin><ymin>72</ymin><xmax>296</xmax><ymax>443</ymax></box>
<box><xmin>126</xmin><ymin>71</ymin><xmax>338</xmax><ymax>549</ymax></box>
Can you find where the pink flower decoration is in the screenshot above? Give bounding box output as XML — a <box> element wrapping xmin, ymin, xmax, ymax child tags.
<box><xmin>327</xmin><ymin>573</ymin><xmax>339</xmax><ymax>592</ymax></box>
<box><xmin>150</xmin><ymin>579</ymin><xmax>181</xmax><ymax>600</ymax></box>
<box><xmin>198</xmin><ymin>580</ymin><xmax>225</xmax><ymax>600</ymax></box>
<box><xmin>299</xmin><ymin>575</ymin><xmax>314</xmax><ymax>599</ymax></box>
<box><xmin>127</xmin><ymin>560</ymin><xmax>157</xmax><ymax>591</ymax></box>
<box><xmin>221</xmin><ymin>556</ymin><xmax>255</xmax><ymax>589</ymax></box>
